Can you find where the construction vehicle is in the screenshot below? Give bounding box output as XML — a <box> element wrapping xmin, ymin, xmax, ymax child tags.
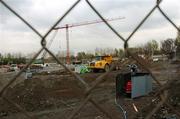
<box><xmin>88</xmin><ymin>55</ymin><xmax>113</xmax><ymax>72</ymax></box>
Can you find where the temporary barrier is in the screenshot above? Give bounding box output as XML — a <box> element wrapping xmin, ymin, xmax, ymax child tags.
<box><xmin>75</xmin><ymin>65</ymin><xmax>90</xmax><ymax>74</ymax></box>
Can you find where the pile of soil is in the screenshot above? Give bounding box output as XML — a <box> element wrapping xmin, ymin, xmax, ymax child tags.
<box><xmin>0</xmin><ymin>76</ymin><xmax>82</xmax><ymax>117</ymax></box>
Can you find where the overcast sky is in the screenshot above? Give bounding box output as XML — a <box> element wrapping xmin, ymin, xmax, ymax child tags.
<box><xmin>0</xmin><ymin>0</ymin><xmax>180</xmax><ymax>56</ymax></box>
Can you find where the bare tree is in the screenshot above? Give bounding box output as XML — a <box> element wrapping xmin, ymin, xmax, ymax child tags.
<box><xmin>143</xmin><ymin>40</ymin><xmax>159</xmax><ymax>58</ymax></box>
<box><xmin>175</xmin><ymin>28</ymin><xmax>180</xmax><ymax>56</ymax></box>
<box><xmin>95</xmin><ymin>47</ymin><xmax>115</xmax><ymax>56</ymax></box>
<box><xmin>161</xmin><ymin>38</ymin><xmax>176</xmax><ymax>59</ymax></box>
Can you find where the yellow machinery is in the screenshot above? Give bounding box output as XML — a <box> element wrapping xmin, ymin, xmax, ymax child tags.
<box><xmin>89</xmin><ymin>55</ymin><xmax>113</xmax><ymax>72</ymax></box>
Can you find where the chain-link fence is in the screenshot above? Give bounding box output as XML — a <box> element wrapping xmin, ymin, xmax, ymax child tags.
<box><xmin>0</xmin><ymin>0</ymin><xmax>180</xmax><ymax>119</ymax></box>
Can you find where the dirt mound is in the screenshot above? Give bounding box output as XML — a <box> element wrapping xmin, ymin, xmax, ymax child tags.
<box><xmin>0</xmin><ymin>76</ymin><xmax>82</xmax><ymax>116</ymax></box>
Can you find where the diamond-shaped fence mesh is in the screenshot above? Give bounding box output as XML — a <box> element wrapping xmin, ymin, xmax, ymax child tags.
<box><xmin>0</xmin><ymin>0</ymin><xmax>180</xmax><ymax>119</ymax></box>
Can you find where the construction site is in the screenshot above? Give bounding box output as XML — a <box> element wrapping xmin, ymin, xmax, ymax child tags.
<box><xmin>0</xmin><ymin>0</ymin><xmax>180</xmax><ymax>119</ymax></box>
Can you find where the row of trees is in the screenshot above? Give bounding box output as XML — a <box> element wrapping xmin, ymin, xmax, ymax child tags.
<box><xmin>0</xmin><ymin>53</ymin><xmax>26</xmax><ymax>65</ymax></box>
<box><xmin>56</xmin><ymin>28</ymin><xmax>179</xmax><ymax>62</ymax></box>
<box><xmin>76</xmin><ymin>29</ymin><xmax>180</xmax><ymax>60</ymax></box>
<box><xmin>134</xmin><ymin>39</ymin><xmax>175</xmax><ymax>59</ymax></box>
<box><xmin>76</xmin><ymin>48</ymin><xmax>124</xmax><ymax>60</ymax></box>
<box><xmin>129</xmin><ymin>29</ymin><xmax>180</xmax><ymax>59</ymax></box>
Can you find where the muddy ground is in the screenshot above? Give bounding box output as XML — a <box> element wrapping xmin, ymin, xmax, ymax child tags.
<box><xmin>0</xmin><ymin>61</ymin><xmax>179</xmax><ymax>119</ymax></box>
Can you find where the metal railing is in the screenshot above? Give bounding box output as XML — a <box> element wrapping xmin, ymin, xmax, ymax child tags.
<box><xmin>0</xmin><ymin>0</ymin><xmax>180</xmax><ymax>119</ymax></box>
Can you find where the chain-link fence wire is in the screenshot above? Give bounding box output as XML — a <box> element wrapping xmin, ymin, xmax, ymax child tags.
<box><xmin>0</xmin><ymin>0</ymin><xmax>180</xmax><ymax>119</ymax></box>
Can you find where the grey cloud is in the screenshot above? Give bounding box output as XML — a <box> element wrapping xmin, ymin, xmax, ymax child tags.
<box><xmin>87</xmin><ymin>0</ymin><xmax>180</xmax><ymax>33</ymax></box>
<box><xmin>0</xmin><ymin>0</ymin><xmax>35</xmax><ymax>32</ymax></box>
<box><xmin>0</xmin><ymin>0</ymin><xmax>33</xmax><ymax>18</ymax></box>
<box><xmin>0</xmin><ymin>0</ymin><xmax>180</xmax><ymax>54</ymax></box>
<box><xmin>3</xmin><ymin>0</ymin><xmax>33</xmax><ymax>9</ymax></box>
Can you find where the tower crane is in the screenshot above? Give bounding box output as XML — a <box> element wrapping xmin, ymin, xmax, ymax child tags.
<box><xmin>52</xmin><ymin>16</ymin><xmax>125</xmax><ymax>64</ymax></box>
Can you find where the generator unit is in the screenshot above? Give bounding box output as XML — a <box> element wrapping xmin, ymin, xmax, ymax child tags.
<box><xmin>116</xmin><ymin>72</ymin><xmax>152</xmax><ymax>98</ymax></box>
